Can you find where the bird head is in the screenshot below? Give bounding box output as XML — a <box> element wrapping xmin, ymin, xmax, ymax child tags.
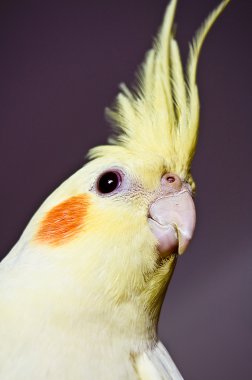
<box><xmin>16</xmin><ymin>0</ymin><xmax>229</xmax><ymax>328</ymax></box>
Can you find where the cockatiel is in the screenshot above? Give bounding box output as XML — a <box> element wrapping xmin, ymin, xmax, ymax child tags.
<box><xmin>0</xmin><ymin>1</ymin><xmax>229</xmax><ymax>379</ymax></box>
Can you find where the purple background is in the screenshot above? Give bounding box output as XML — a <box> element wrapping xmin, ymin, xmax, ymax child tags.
<box><xmin>0</xmin><ymin>1</ymin><xmax>251</xmax><ymax>379</ymax></box>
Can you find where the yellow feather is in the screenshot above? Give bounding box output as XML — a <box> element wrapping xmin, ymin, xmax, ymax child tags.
<box><xmin>90</xmin><ymin>0</ymin><xmax>231</xmax><ymax>181</ymax></box>
<box><xmin>0</xmin><ymin>2</ymin><xmax>230</xmax><ymax>379</ymax></box>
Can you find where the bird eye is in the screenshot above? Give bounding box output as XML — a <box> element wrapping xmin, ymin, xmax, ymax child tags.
<box><xmin>96</xmin><ymin>170</ymin><xmax>122</xmax><ymax>194</ymax></box>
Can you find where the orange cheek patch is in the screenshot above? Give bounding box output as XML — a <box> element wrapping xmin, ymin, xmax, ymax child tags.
<box><xmin>35</xmin><ymin>194</ymin><xmax>90</xmax><ymax>246</ymax></box>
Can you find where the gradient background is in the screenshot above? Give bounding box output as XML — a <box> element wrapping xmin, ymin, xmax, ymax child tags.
<box><xmin>0</xmin><ymin>0</ymin><xmax>251</xmax><ymax>379</ymax></box>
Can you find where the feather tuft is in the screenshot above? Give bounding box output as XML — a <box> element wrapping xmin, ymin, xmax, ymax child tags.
<box><xmin>89</xmin><ymin>0</ymin><xmax>230</xmax><ymax>178</ymax></box>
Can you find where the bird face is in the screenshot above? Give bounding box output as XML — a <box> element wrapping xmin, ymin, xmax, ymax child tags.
<box><xmin>32</xmin><ymin>152</ymin><xmax>195</xmax><ymax>281</ymax></box>
<box><xmin>29</xmin><ymin>151</ymin><xmax>195</xmax><ymax>307</ymax></box>
<box><xmin>86</xmin><ymin>155</ymin><xmax>196</xmax><ymax>261</ymax></box>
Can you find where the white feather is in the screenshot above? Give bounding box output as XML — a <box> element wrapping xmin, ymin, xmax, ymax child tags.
<box><xmin>135</xmin><ymin>341</ymin><xmax>184</xmax><ymax>380</ymax></box>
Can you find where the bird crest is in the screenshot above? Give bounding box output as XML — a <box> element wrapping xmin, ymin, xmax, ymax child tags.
<box><xmin>89</xmin><ymin>0</ymin><xmax>230</xmax><ymax>182</ymax></box>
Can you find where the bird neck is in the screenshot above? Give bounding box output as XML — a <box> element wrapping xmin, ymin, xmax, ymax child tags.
<box><xmin>5</xmin><ymin>239</ymin><xmax>176</xmax><ymax>348</ymax></box>
<box><xmin>76</xmin><ymin>255</ymin><xmax>177</xmax><ymax>344</ymax></box>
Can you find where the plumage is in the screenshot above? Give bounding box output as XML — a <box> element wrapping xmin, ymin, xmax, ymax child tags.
<box><xmin>0</xmin><ymin>1</ymin><xmax>230</xmax><ymax>379</ymax></box>
<box><xmin>90</xmin><ymin>0</ymin><xmax>230</xmax><ymax>181</ymax></box>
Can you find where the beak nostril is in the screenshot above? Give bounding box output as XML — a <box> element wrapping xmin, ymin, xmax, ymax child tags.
<box><xmin>161</xmin><ymin>173</ymin><xmax>182</xmax><ymax>190</ymax></box>
<box><xmin>167</xmin><ymin>176</ymin><xmax>175</xmax><ymax>183</ymax></box>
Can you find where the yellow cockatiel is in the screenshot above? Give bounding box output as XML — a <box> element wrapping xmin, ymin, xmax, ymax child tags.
<box><xmin>0</xmin><ymin>1</ymin><xmax>229</xmax><ymax>379</ymax></box>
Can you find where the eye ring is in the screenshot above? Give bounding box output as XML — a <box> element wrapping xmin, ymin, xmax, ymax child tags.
<box><xmin>96</xmin><ymin>170</ymin><xmax>122</xmax><ymax>195</ymax></box>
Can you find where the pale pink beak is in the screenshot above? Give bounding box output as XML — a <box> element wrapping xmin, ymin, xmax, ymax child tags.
<box><xmin>148</xmin><ymin>173</ymin><xmax>196</xmax><ymax>258</ymax></box>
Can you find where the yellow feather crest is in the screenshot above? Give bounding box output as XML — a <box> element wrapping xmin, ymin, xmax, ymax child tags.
<box><xmin>89</xmin><ymin>0</ymin><xmax>230</xmax><ymax>178</ymax></box>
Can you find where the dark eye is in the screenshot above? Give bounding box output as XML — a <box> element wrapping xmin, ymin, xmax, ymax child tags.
<box><xmin>97</xmin><ymin>171</ymin><xmax>122</xmax><ymax>194</ymax></box>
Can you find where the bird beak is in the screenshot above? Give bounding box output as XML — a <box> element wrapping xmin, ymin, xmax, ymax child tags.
<box><xmin>148</xmin><ymin>191</ymin><xmax>196</xmax><ymax>258</ymax></box>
